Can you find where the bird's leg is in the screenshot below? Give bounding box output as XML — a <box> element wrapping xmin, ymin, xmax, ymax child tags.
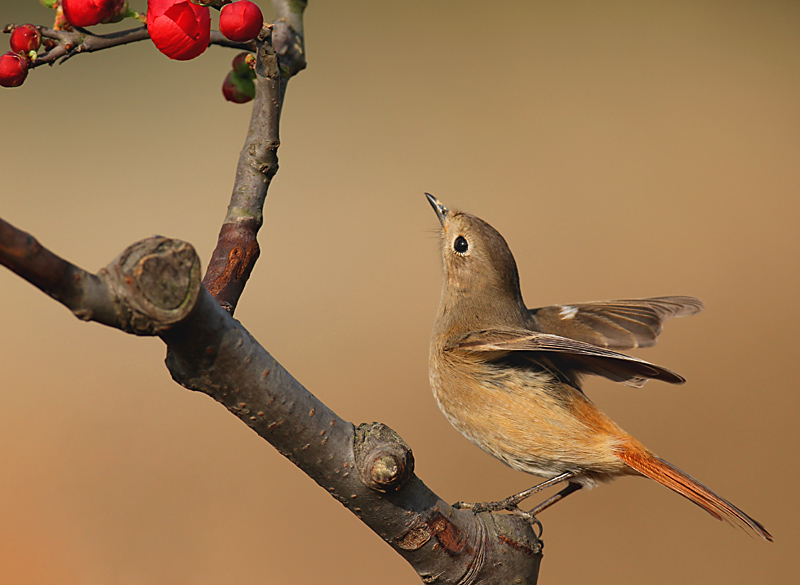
<box><xmin>454</xmin><ymin>471</ymin><xmax>575</xmax><ymax>516</ymax></box>
<box><xmin>528</xmin><ymin>481</ymin><xmax>582</xmax><ymax>515</ymax></box>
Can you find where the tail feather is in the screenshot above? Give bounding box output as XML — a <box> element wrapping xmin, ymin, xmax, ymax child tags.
<box><xmin>618</xmin><ymin>446</ymin><xmax>773</xmax><ymax>541</ymax></box>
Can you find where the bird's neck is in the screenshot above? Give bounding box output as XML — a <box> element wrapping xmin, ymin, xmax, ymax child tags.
<box><xmin>434</xmin><ymin>283</ymin><xmax>529</xmax><ymax>339</ymax></box>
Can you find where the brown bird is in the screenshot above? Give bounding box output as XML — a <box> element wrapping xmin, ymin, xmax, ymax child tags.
<box><xmin>425</xmin><ymin>193</ymin><xmax>772</xmax><ymax>541</ymax></box>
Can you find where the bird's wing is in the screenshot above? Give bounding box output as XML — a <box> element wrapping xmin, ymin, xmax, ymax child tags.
<box><xmin>527</xmin><ymin>296</ymin><xmax>704</xmax><ymax>350</ymax></box>
<box><xmin>454</xmin><ymin>328</ymin><xmax>686</xmax><ymax>387</ymax></box>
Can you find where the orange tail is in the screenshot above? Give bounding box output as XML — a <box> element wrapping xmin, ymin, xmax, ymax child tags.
<box><xmin>618</xmin><ymin>446</ymin><xmax>773</xmax><ymax>541</ymax></box>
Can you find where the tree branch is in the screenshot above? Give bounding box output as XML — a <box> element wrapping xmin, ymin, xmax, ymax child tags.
<box><xmin>272</xmin><ymin>0</ymin><xmax>307</xmax><ymax>80</ymax></box>
<box><xmin>201</xmin><ymin>30</ymin><xmax>279</xmax><ymax>310</ymax></box>
<box><xmin>2</xmin><ymin>4</ymin><xmax>305</xmax><ymax>313</ymax></box>
<box><xmin>0</xmin><ymin>217</ymin><xmax>119</xmax><ymax>328</ymax></box>
<box><xmin>0</xmin><ymin>25</ymin><xmax>255</xmax><ymax>68</ymax></box>
<box><xmin>0</xmin><ymin>220</ymin><xmax>544</xmax><ymax>583</ymax></box>
<box><xmin>202</xmin><ymin>0</ymin><xmax>306</xmax><ymax>312</ymax></box>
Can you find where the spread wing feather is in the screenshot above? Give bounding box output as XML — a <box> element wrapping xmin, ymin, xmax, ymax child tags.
<box><xmin>528</xmin><ymin>296</ymin><xmax>704</xmax><ymax>350</ymax></box>
<box><xmin>454</xmin><ymin>328</ymin><xmax>686</xmax><ymax>387</ymax></box>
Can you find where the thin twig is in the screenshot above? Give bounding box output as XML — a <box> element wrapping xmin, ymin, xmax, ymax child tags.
<box><xmin>201</xmin><ymin>0</ymin><xmax>307</xmax><ymax>311</ymax></box>
<box><xmin>0</xmin><ymin>218</ymin><xmax>121</xmax><ymax>329</ymax></box>
<box><xmin>1</xmin><ymin>24</ymin><xmax>255</xmax><ymax>69</ymax></box>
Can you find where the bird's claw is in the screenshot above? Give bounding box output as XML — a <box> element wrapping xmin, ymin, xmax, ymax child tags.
<box><xmin>451</xmin><ymin>499</ymin><xmax>544</xmax><ymax>535</ymax></box>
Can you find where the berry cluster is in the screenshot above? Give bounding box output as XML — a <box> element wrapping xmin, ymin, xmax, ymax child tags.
<box><xmin>222</xmin><ymin>51</ymin><xmax>256</xmax><ymax>103</ymax></box>
<box><xmin>0</xmin><ymin>24</ymin><xmax>40</xmax><ymax>87</ymax></box>
<box><xmin>2</xmin><ymin>1</ymin><xmax>265</xmax><ymax>97</ymax></box>
<box><xmin>148</xmin><ymin>0</ymin><xmax>263</xmax><ymax>61</ymax></box>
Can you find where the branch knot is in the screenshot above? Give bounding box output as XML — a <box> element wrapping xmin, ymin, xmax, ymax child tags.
<box><xmin>101</xmin><ymin>237</ymin><xmax>202</xmax><ymax>335</ymax></box>
<box><xmin>354</xmin><ymin>422</ymin><xmax>415</xmax><ymax>492</ymax></box>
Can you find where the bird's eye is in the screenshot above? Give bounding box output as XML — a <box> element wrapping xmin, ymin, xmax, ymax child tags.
<box><xmin>454</xmin><ymin>236</ymin><xmax>469</xmax><ymax>253</ymax></box>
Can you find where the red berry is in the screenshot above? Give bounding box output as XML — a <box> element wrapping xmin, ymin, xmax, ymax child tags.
<box><xmin>147</xmin><ymin>0</ymin><xmax>211</xmax><ymax>61</ymax></box>
<box><xmin>62</xmin><ymin>0</ymin><xmax>126</xmax><ymax>28</ymax></box>
<box><xmin>219</xmin><ymin>1</ymin><xmax>263</xmax><ymax>43</ymax></box>
<box><xmin>0</xmin><ymin>52</ymin><xmax>28</xmax><ymax>88</ymax></box>
<box><xmin>10</xmin><ymin>25</ymin><xmax>41</xmax><ymax>55</ymax></box>
<box><xmin>231</xmin><ymin>52</ymin><xmax>255</xmax><ymax>78</ymax></box>
<box><xmin>222</xmin><ymin>71</ymin><xmax>255</xmax><ymax>104</ymax></box>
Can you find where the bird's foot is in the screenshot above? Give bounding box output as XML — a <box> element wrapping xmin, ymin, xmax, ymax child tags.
<box><xmin>453</xmin><ymin>492</ymin><xmax>529</xmax><ymax>513</ymax></box>
<box><xmin>452</xmin><ymin>473</ymin><xmax>577</xmax><ymax>536</ymax></box>
<box><xmin>453</xmin><ymin>499</ymin><xmax>543</xmax><ymax>535</ymax></box>
<box><xmin>453</xmin><ymin>475</ymin><xmax>566</xmax><ymax>514</ymax></box>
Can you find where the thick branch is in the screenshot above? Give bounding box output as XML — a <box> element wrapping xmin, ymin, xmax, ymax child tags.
<box><xmin>0</xmin><ymin>222</ymin><xmax>544</xmax><ymax>583</ymax></box>
<box><xmin>0</xmin><ymin>219</ymin><xmax>202</xmax><ymax>334</ymax></box>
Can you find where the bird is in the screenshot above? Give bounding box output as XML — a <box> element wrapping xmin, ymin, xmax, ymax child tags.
<box><xmin>425</xmin><ymin>193</ymin><xmax>772</xmax><ymax>541</ymax></box>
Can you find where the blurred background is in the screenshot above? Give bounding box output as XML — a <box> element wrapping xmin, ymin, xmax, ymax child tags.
<box><xmin>1</xmin><ymin>1</ymin><xmax>798</xmax><ymax>583</ymax></box>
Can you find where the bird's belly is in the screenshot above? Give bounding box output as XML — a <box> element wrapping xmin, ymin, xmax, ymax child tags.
<box><xmin>430</xmin><ymin>354</ymin><xmax>628</xmax><ymax>482</ymax></box>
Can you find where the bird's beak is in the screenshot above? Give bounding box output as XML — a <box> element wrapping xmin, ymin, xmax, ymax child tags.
<box><xmin>425</xmin><ymin>193</ymin><xmax>448</xmax><ymax>227</ymax></box>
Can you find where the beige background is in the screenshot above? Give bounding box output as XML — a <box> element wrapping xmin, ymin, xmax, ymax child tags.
<box><xmin>2</xmin><ymin>1</ymin><xmax>798</xmax><ymax>583</ymax></box>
